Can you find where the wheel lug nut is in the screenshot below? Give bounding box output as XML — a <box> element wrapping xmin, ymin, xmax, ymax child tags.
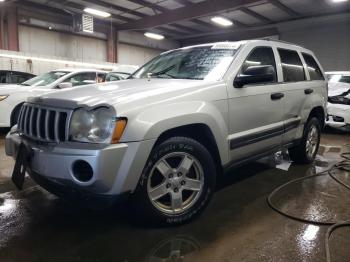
<box><xmin>166</xmin><ymin>183</ymin><xmax>171</xmax><ymax>188</ymax></box>
<box><xmin>174</xmin><ymin>187</ymin><xmax>179</xmax><ymax>193</ymax></box>
<box><xmin>168</xmin><ymin>174</ymin><xmax>173</xmax><ymax>178</ymax></box>
<box><xmin>181</xmin><ymin>180</ymin><xmax>185</xmax><ymax>185</ymax></box>
<box><xmin>178</xmin><ymin>172</ymin><xmax>182</xmax><ymax>177</ymax></box>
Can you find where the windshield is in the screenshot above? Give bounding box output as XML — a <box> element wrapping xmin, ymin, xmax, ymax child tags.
<box><xmin>131</xmin><ymin>44</ymin><xmax>240</xmax><ymax>81</ymax></box>
<box><xmin>106</xmin><ymin>72</ymin><xmax>130</xmax><ymax>82</ymax></box>
<box><xmin>21</xmin><ymin>71</ymin><xmax>70</xmax><ymax>87</ymax></box>
<box><xmin>327</xmin><ymin>74</ymin><xmax>350</xmax><ymax>84</ymax></box>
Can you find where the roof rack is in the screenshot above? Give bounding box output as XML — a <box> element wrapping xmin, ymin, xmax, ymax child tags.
<box><xmin>261</xmin><ymin>37</ymin><xmax>305</xmax><ymax>48</ymax></box>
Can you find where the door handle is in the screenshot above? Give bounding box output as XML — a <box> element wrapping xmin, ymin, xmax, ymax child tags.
<box><xmin>271</xmin><ymin>93</ymin><xmax>284</xmax><ymax>100</ymax></box>
<box><xmin>304</xmin><ymin>89</ymin><xmax>314</xmax><ymax>95</ymax></box>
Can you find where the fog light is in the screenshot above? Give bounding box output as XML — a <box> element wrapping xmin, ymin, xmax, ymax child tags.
<box><xmin>72</xmin><ymin>160</ymin><xmax>93</xmax><ymax>182</ymax></box>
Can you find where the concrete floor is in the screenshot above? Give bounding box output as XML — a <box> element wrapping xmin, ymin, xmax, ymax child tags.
<box><xmin>0</xmin><ymin>129</ymin><xmax>349</xmax><ymax>262</ymax></box>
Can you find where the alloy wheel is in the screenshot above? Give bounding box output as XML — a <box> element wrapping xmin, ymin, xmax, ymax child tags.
<box><xmin>147</xmin><ymin>152</ymin><xmax>204</xmax><ymax>215</ymax></box>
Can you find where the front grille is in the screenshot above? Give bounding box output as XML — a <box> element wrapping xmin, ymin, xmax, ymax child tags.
<box><xmin>18</xmin><ymin>103</ymin><xmax>73</xmax><ymax>143</ymax></box>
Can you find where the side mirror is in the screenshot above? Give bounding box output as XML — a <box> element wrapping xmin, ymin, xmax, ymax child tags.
<box><xmin>234</xmin><ymin>65</ymin><xmax>275</xmax><ymax>88</ymax></box>
<box><xmin>57</xmin><ymin>82</ymin><xmax>73</xmax><ymax>89</ymax></box>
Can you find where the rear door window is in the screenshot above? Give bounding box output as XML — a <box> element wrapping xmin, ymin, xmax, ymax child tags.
<box><xmin>302</xmin><ymin>53</ymin><xmax>324</xmax><ymax>80</ymax></box>
<box><xmin>278</xmin><ymin>49</ymin><xmax>306</xmax><ymax>82</ymax></box>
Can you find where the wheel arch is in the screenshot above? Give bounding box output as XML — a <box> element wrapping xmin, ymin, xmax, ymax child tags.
<box><xmin>308</xmin><ymin>106</ymin><xmax>326</xmax><ymax>128</ymax></box>
<box><xmin>154</xmin><ymin>123</ymin><xmax>223</xmax><ymax>176</ymax></box>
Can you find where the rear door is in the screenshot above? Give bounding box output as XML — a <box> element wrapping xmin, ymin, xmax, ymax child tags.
<box><xmin>276</xmin><ymin>48</ymin><xmax>308</xmax><ymax>145</ymax></box>
<box><xmin>227</xmin><ymin>46</ymin><xmax>285</xmax><ymax>162</ymax></box>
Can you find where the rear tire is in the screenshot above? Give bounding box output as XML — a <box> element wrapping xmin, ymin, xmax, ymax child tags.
<box><xmin>131</xmin><ymin>136</ymin><xmax>216</xmax><ymax>226</ymax></box>
<box><xmin>289</xmin><ymin>117</ymin><xmax>321</xmax><ymax>164</ymax></box>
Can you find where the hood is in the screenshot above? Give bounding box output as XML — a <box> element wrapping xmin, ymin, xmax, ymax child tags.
<box><xmin>0</xmin><ymin>84</ymin><xmax>22</xmax><ymax>92</ymax></box>
<box><xmin>39</xmin><ymin>79</ymin><xmax>208</xmax><ymax>107</ymax></box>
<box><xmin>328</xmin><ymin>82</ymin><xmax>350</xmax><ymax>97</ymax></box>
<box><xmin>0</xmin><ymin>84</ymin><xmax>52</xmax><ymax>95</ymax></box>
<box><xmin>328</xmin><ymin>82</ymin><xmax>350</xmax><ymax>105</ymax></box>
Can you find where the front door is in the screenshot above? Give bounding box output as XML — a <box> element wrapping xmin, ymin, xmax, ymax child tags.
<box><xmin>227</xmin><ymin>46</ymin><xmax>285</xmax><ymax>162</ymax></box>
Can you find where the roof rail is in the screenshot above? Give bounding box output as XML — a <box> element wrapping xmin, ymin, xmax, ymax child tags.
<box><xmin>261</xmin><ymin>37</ymin><xmax>305</xmax><ymax>48</ymax></box>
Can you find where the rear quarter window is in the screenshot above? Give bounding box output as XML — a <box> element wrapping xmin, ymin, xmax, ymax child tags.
<box><xmin>302</xmin><ymin>53</ymin><xmax>324</xmax><ymax>80</ymax></box>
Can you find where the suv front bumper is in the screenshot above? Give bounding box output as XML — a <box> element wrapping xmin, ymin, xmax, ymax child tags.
<box><xmin>5</xmin><ymin>131</ymin><xmax>155</xmax><ymax>204</ymax></box>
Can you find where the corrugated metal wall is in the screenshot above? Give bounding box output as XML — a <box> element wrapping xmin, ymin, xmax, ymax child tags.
<box><xmin>0</xmin><ymin>49</ymin><xmax>138</xmax><ymax>75</ymax></box>
<box><xmin>19</xmin><ymin>25</ymin><xmax>108</xmax><ymax>62</ymax></box>
<box><xmin>16</xmin><ymin>25</ymin><xmax>173</xmax><ymax>69</ymax></box>
<box><xmin>118</xmin><ymin>43</ymin><xmax>162</xmax><ymax>66</ymax></box>
<box><xmin>280</xmin><ymin>22</ymin><xmax>350</xmax><ymax>71</ymax></box>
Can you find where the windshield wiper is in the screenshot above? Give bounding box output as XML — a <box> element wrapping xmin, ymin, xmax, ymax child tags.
<box><xmin>149</xmin><ymin>64</ymin><xmax>176</xmax><ymax>78</ymax></box>
<box><xmin>20</xmin><ymin>83</ymin><xmax>31</xmax><ymax>86</ymax></box>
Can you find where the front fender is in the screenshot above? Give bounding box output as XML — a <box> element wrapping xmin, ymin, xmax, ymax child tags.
<box><xmin>120</xmin><ymin>101</ymin><xmax>229</xmax><ymax>164</ymax></box>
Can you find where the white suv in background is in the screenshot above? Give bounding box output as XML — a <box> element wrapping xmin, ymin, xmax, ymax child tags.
<box><xmin>0</xmin><ymin>68</ymin><xmax>106</xmax><ymax>127</ymax></box>
<box><xmin>326</xmin><ymin>71</ymin><xmax>350</xmax><ymax>131</ymax></box>
<box><xmin>6</xmin><ymin>40</ymin><xmax>327</xmax><ymax>225</ymax></box>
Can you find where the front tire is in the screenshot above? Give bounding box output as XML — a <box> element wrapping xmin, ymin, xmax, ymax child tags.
<box><xmin>131</xmin><ymin>137</ymin><xmax>216</xmax><ymax>226</ymax></box>
<box><xmin>289</xmin><ymin>117</ymin><xmax>321</xmax><ymax>164</ymax></box>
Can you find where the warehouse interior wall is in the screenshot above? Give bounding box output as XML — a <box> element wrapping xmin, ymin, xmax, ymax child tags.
<box><xmin>15</xmin><ymin>16</ymin><xmax>350</xmax><ymax>71</ymax></box>
<box><xmin>17</xmin><ymin>25</ymin><xmax>179</xmax><ymax>67</ymax></box>
<box><xmin>19</xmin><ymin>25</ymin><xmax>108</xmax><ymax>62</ymax></box>
<box><xmin>280</xmin><ymin>21</ymin><xmax>350</xmax><ymax>71</ymax></box>
<box><xmin>117</xmin><ymin>31</ymin><xmax>180</xmax><ymax>66</ymax></box>
<box><xmin>117</xmin><ymin>43</ymin><xmax>162</xmax><ymax>66</ymax></box>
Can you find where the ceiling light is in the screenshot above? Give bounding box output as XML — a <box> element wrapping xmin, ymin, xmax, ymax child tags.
<box><xmin>84</xmin><ymin>8</ymin><xmax>111</xmax><ymax>18</ymax></box>
<box><xmin>144</xmin><ymin>32</ymin><xmax>164</xmax><ymax>40</ymax></box>
<box><xmin>211</xmin><ymin>16</ymin><xmax>233</xmax><ymax>27</ymax></box>
<box><xmin>332</xmin><ymin>0</ymin><xmax>348</xmax><ymax>2</ymax></box>
<box><xmin>0</xmin><ymin>0</ymin><xmax>6</xmax><ymax>2</ymax></box>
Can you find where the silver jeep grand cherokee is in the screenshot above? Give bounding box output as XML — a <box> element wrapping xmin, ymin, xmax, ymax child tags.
<box><xmin>5</xmin><ymin>40</ymin><xmax>327</xmax><ymax>225</ymax></box>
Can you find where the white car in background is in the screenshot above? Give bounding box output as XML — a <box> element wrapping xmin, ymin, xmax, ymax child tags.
<box><xmin>0</xmin><ymin>68</ymin><xmax>106</xmax><ymax>127</ymax></box>
<box><xmin>326</xmin><ymin>71</ymin><xmax>350</xmax><ymax>131</ymax></box>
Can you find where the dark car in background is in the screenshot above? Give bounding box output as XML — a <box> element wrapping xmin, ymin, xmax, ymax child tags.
<box><xmin>0</xmin><ymin>70</ymin><xmax>35</xmax><ymax>85</ymax></box>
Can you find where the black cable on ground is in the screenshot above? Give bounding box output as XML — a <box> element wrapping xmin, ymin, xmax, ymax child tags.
<box><xmin>325</xmin><ymin>221</ymin><xmax>350</xmax><ymax>262</ymax></box>
<box><xmin>267</xmin><ymin>151</ymin><xmax>350</xmax><ymax>262</ymax></box>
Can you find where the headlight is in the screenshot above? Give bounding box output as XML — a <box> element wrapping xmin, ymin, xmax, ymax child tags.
<box><xmin>0</xmin><ymin>95</ymin><xmax>9</xmax><ymax>101</ymax></box>
<box><xmin>69</xmin><ymin>107</ymin><xmax>124</xmax><ymax>144</ymax></box>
